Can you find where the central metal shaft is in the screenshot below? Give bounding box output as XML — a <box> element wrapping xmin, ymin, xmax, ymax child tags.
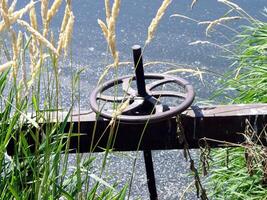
<box><xmin>132</xmin><ymin>45</ymin><xmax>148</xmax><ymax>97</ymax></box>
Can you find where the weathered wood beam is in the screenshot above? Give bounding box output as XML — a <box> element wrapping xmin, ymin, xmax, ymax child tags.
<box><xmin>6</xmin><ymin>104</ymin><xmax>267</xmax><ymax>154</ymax></box>
<box><xmin>64</xmin><ymin>104</ymin><xmax>267</xmax><ymax>152</ymax></box>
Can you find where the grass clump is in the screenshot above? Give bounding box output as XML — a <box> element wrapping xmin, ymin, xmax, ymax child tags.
<box><xmin>223</xmin><ymin>21</ymin><xmax>267</xmax><ymax>103</ymax></box>
<box><xmin>0</xmin><ymin>0</ymin><xmax>128</xmax><ymax>199</ymax></box>
<box><xmin>196</xmin><ymin>2</ymin><xmax>267</xmax><ymax>200</ymax></box>
<box><xmin>172</xmin><ymin>1</ymin><xmax>267</xmax><ymax>199</ymax></box>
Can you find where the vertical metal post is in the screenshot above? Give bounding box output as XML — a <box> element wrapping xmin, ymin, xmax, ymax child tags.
<box><xmin>144</xmin><ymin>150</ymin><xmax>158</xmax><ymax>200</ymax></box>
<box><xmin>132</xmin><ymin>45</ymin><xmax>148</xmax><ymax>97</ymax></box>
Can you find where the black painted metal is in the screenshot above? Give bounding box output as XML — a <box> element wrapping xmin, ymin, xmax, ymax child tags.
<box><xmin>144</xmin><ymin>150</ymin><xmax>158</xmax><ymax>200</ymax></box>
<box><xmin>132</xmin><ymin>45</ymin><xmax>148</xmax><ymax>97</ymax></box>
<box><xmin>89</xmin><ymin>44</ymin><xmax>195</xmax><ymax>123</ymax></box>
<box><xmin>90</xmin><ymin>73</ymin><xmax>195</xmax><ymax>123</ymax></box>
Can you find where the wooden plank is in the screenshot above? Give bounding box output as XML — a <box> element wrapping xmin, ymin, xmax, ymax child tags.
<box><xmin>62</xmin><ymin>104</ymin><xmax>267</xmax><ymax>152</ymax></box>
<box><xmin>8</xmin><ymin>104</ymin><xmax>267</xmax><ymax>154</ymax></box>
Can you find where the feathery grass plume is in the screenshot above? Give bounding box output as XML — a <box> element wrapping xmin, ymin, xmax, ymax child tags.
<box><xmin>98</xmin><ymin>0</ymin><xmax>120</xmax><ymax>69</ymax></box>
<box><xmin>146</xmin><ymin>0</ymin><xmax>172</xmax><ymax>45</ymax></box>
<box><xmin>29</xmin><ymin>5</ymin><xmax>39</xmax><ymax>54</ymax></box>
<box><xmin>47</xmin><ymin>0</ymin><xmax>63</xmax><ymax>23</ymax></box>
<box><xmin>11</xmin><ymin>30</ymin><xmax>18</xmax><ymax>76</ymax></box>
<box><xmin>62</xmin><ymin>11</ymin><xmax>74</xmax><ymax>56</ymax></box>
<box><xmin>107</xmin><ymin>0</ymin><xmax>120</xmax><ymax>62</ymax></box>
<box><xmin>0</xmin><ymin>8</ymin><xmax>10</xmax><ymax>28</ymax></box>
<box><xmin>29</xmin><ymin>44</ymin><xmax>37</xmax><ymax>74</ymax></box>
<box><xmin>28</xmin><ymin>38</ymin><xmax>40</xmax><ymax>79</ymax></box>
<box><xmin>41</xmin><ymin>0</ymin><xmax>49</xmax><ymax>36</ymax></box>
<box><xmin>57</xmin><ymin>33</ymin><xmax>64</xmax><ymax>55</ymax></box>
<box><xmin>1</xmin><ymin>0</ymin><xmax>11</xmax><ymax>29</ymax></box>
<box><xmin>50</xmin><ymin>30</ymin><xmax>55</xmax><ymax>45</ymax></box>
<box><xmin>8</xmin><ymin>0</ymin><xmax>17</xmax><ymax>14</ymax></box>
<box><xmin>110</xmin><ymin>0</ymin><xmax>120</xmax><ymax>24</ymax></box>
<box><xmin>17</xmin><ymin>31</ymin><xmax>22</xmax><ymax>52</ymax></box>
<box><xmin>28</xmin><ymin>53</ymin><xmax>48</xmax><ymax>88</ymax></box>
<box><xmin>16</xmin><ymin>30</ymin><xmax>22</xmax><ymax>72</ymax></box>
<box><xmin>29</xmin><ymin>4</ymin><xmax>38</xmax><ymax>30</ymax></box>
<box><xmin>98</xmin><ymin>19</ymin><xmax>108</xmax><ymax>40</ymax></box>
<box><xmin>28</xmin><ymin>57</ymin><xmax>43</xmax><ymax>87</ymax></box>
<box><xmin>57</xmin><ymin>2</ymin><xmax>71</xmax><ymax>54</ymax></box>
<box><xmin>0</xmin><ymin>61</ymin><xmax>14</xmax><ymax>73</ymax></box>
<box><xmin>12</xmin><ymin>1</ymin><xmax>36</xmax><ymax>20</ymax></box>
<box><xmin>202</xmin><ymin>16</ymin><xmax>241</xmax><ymax>36</ymax></box>
<box><xmin>60</xmin><ymin>2</ymin><xmax>70</xmax><ymax>33</ymax></box>
<box><xmin>105</xmin><ymin>0</ymin><xmax>111</xmax><ymax>24</ymax></box>
<box><xmin>1</xmin><ymin>0</ymin><xmax>9</xmax><ymax>13</ymax></box>
<box><xmin>17</xmin><ymin>19</ymin><xmax>59</xmax><ymax>56</ymax></box>
<box><xmin>0</xmin><ymin>1</ymin><xmax>35</xmax><ymax>32</ymax></box>
<box><xmin>218</xmin><ymin>0</ymin><xmax>256</xmax><ymax>24</ymax></box>
<box><xmin>191</xmin><ymin>0</ymin><xmax>198</xmax><ymax>9</ymax></box>
<box><xmin>41</xmin><ymin>0</ymin><xmax>49</xmax><ymax>23</ymax></box>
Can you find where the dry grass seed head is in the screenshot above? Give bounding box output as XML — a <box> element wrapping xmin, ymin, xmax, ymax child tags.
<box><xmin>11</xmin><ymin>30</ymin><xmax>19</xmax><ymax>78</ymax></box>
<box><xmin>0</xmin><ymin>61</ymin><xmax>14</xmax><ymax>73</ymax></box>
<box><xmin>11</xmin><ymin>29</ymin><xmax>18</xmax><ymax>60</ymax></box>
<box><xmin>29</xmin><ymin>4</ymin><xmax>38</xmax><ymax>30</ymax></box>
<box><xmin>105</xmin><ymin>0</ymin><xmax>111</xmax><ymax>24</ymax></box>
<box><xmin>29</xmin><ymin>41</ymin><xmax>38</xmax><ymax>75</ymax></box>
<box><xmin>0</xmin><ymin>0</ymin><xmax>35</xmax><ymax>32</ymax></box>
<box><xmin>57</xmin><ymin>4</ymin><xmax>72</xmax><ymax>54</ymax></box>
<box><xmin>41</xmin><ymin>0</ymin><xmax>49</xmax><ymax>24</ymax></box>
<box><xmin>98</xmin><ymin>0</ymin><xmax>120</xmax><ymax>67</ymax></box>
<box><xmin>204</xmin><ymin>16</ymin><xmax>241</xmax><ymax>36</ymax></box>
<box><xmin>47</xmin><ymin>0</ymin><xmax>63</xmax><ymax>22</ymax></box>
<box><xmin>114</xmin><ymin>51</ymin><xmax>119</xmax><ymax>67</ymax></box>
<box><xmin>17</xmin><ymin>31</ymin><xmax>23</xmax><ymax>51</ymax></box>
<box><xmin>60</xmin><ymin>3</ymin><xmax>70</xmax><ymax>33</ymax></box>
<box><xmin>97</xmin><ymin>19</ymin><xmax>108</xmax><ymax>40</ymax></box>
<box><xmin>56</xmin><ymin>33</ymin><xmax>64</xmax><ymax>55</ymax></box>
<box><xmin>0</xmin><ymin>6</ymin><xmax>11</xmax><ymax>29</ymax></box>
<box><xmin>28</xmin><ymin>54</ymin><xmax>48</xmax><ymax>87</ymax></box>
<box><xmin>8</xmin><ymin>0</ymin><xmax>17</xmax><ymax>14</ymax></box>
<box><xmin>41</xmin><ymin>0</ymin><xmax>49</xmax><ymax>36</ymax></box>
<box><xmin>63</xmin><ymin>11</ymin><xmax>74</xmax><ymax>56</ymax></box>
<box><xmin>146</xmin><ymin>0</ymin><xmax>172</xmax><ymax>44</ymax></box>
<box><xmin>12</xmin><ymin>1</ymin><xmax>36</xmax><ymax>21</ymax></box>
<box><xmin>111</xmin><ymin>0</ymin><xmax>120</xmax><ymax>23</ymax></box>
<box><xmin>17</xmin><ymin>19</ymin><xmax>59</xmax><ymax>56</ymax></box>
<box><xmin>1</xmin><ymin>0</ymin><xmax>9</xmax><ymax>13</ymax></box>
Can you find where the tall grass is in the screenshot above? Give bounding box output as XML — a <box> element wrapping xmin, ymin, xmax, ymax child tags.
<box><xmin>187</xmin><ymin>1</ymin><xmax>267</xmax><ymax>199</ymax></box>
<box><xmin>221</xmin><ymin>21</ymin><xmax>267</xmax><ymax>103</ymax></box>
<box><xmin>0</xmin><ymin>0</ymin><xmax>178</xmax><ymax>198</ymax></box>
<box><xmin>0</xmin><ymin>0</ymin><xmax>128</xmax><ymax>199</ymax></box>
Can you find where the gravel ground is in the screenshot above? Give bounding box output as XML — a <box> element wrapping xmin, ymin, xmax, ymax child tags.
<box><xmin>67</xmin><ymin>150</ymin><xmax>200</xmax><ymax>199</ymax></box>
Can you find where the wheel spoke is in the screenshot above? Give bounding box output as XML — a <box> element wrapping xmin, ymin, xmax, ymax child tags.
<box><xmin>122</xmin><ymin>77</ymin><xmax>137</xmax><ymax>96</ymax></box>
<box><xmin>146</xmin><ymin>78</ymin><xmax>174</xmax><ymax>90</ymax></box>
<box><xmin>150</xmin><ymin>91</ymin><xmax>186</xmax><ymax>98</ymax></box>
<box><xmin>97</xmin><ymin>94</ymin><xmax>126</xmax><ymax>102</ymax></box>
<box><xmin>122</xmin><ymin>98</ymin><xmax>144</xmax><ymax>114</ymax></box>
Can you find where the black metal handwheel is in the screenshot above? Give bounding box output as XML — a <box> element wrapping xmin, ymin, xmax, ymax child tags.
<box><xmin>90</xmin><ymin>45</ymin><xmax>195</xmax><ymax>123</ymax></box>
